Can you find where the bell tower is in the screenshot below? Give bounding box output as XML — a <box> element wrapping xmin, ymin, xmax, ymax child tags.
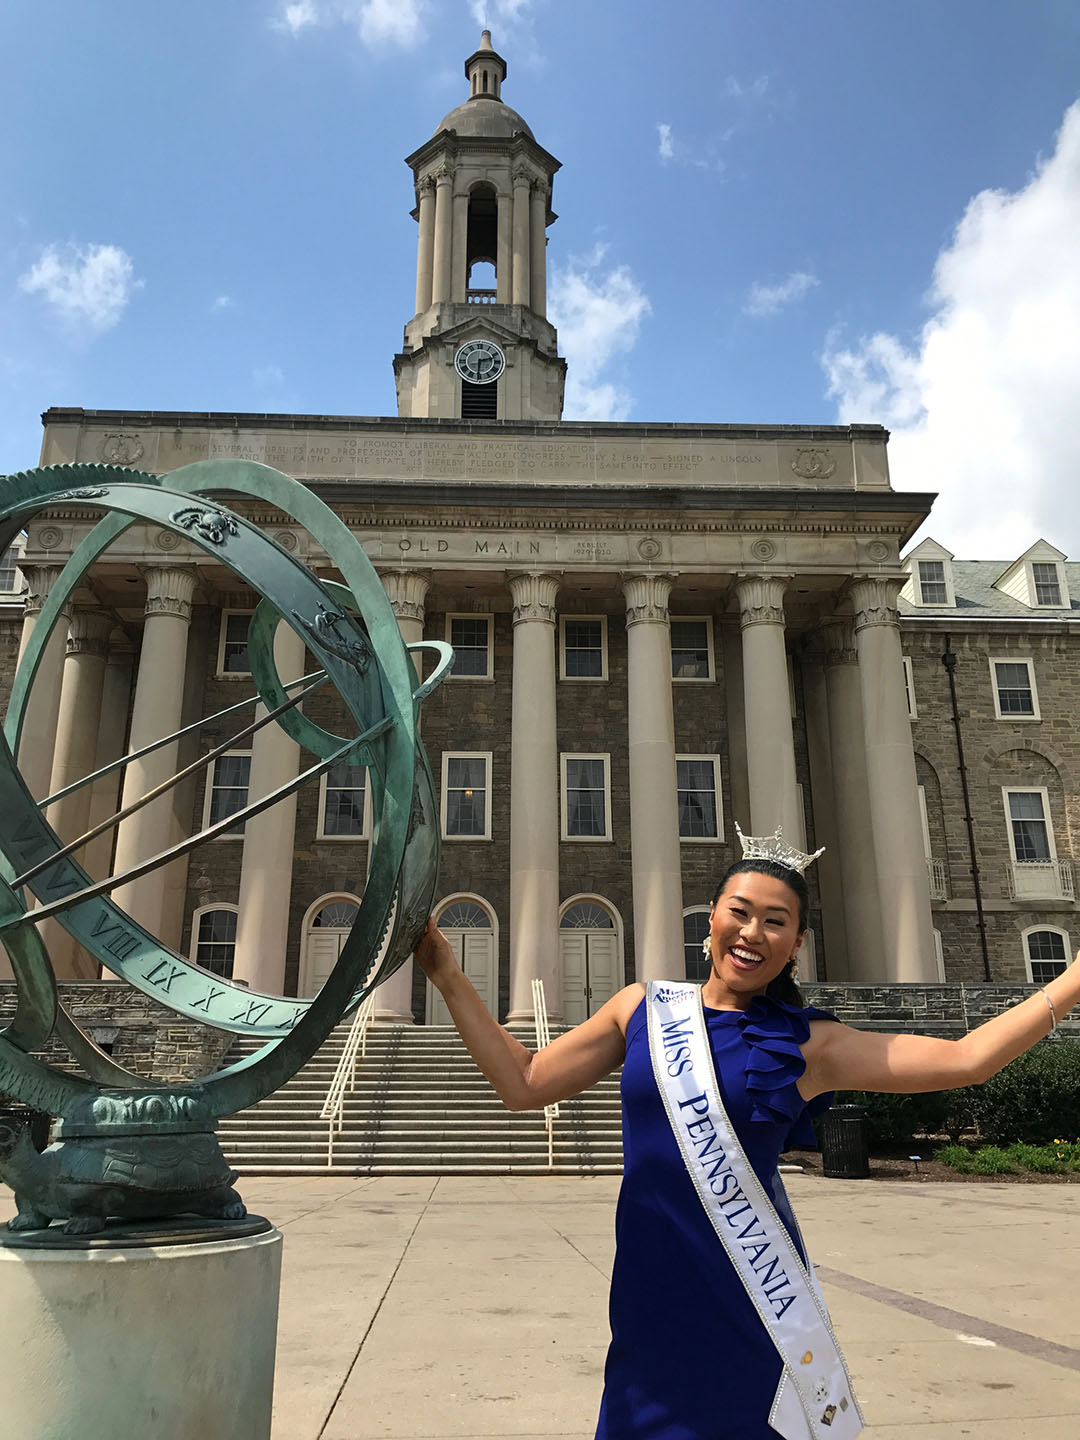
<box><xmin>394</xmin><ymin>30</ymin><xmax>565</xmax><ymax>421</ymax></box>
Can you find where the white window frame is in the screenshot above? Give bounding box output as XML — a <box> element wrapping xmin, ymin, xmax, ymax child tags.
<box><xmin>0</xmin><ymin>541</ymin><xmax>25</xmax><ymax>596</ymax></box>
<box><xmin>441</xmin><ymin>751</ymin><xmax>493</xmax><ymax>841</ymax></box>
<box><xmin>559</xmin><ymin>614</ymin><xmax>609</xmax><ymax>682</ymax></box>
<box><xmin>669</xmin><ymin>616</ymin><xmax>715</xmax><ymax>683</ymax></box>
<box><xmin>914</xmin><ymin>558</ymin><xmax>954</xmax><ymax>608</ymax></box>
<box><xmin>189</xmin><ymin>903</ymin><xmax>239</xmax><ymax>977</ymax></box>
<box><xmin>989</xmin><ymin>656</ymin><xmax>1040</xmax><ymax>721</ymax></box>
<box><xmin>682</xmin><ymin>905</ymin><xmax>713</xmax><ymax>983</ymax></box>
<box><xmin>916</xmin><ymin>785</ymin><xmax>933</xmax><ymax>865</ymax></box>
<box><xmin>445</xmin><ymin>613</ymin><xmax>494</xmax><ymax>681</ymax></box>
<box><xmin>676</xmin><ymin>754</ymin><xmax>724</xmax><ymax>843</ymax></box>
<box><xmin>1029</xmin><ymin>560</ymin><xmax>1066</xmax><ymax>608</ymax></box>
<box><xmin>202</xmin><ymin>749</ymin><xmax>252</xmax><ymax>838</ymax></box>
<box><xmin>316</xmin><ymin>763</ymin><xmax>370</xmax><ymax>841</ymax></box>
<box><xmin>1021</xmin><ymin>925</ymin><xmax>1071</xmax><ymax>985</ymax></box>
<box><xmin>902</xmin><ymin>656</ymin><xmax>917</xmax><ymax>719</ymax></box>
<box><xmin>1002</xmin><ymin>786</ymin><xmax>1057</xmax><ymax>867</ymax></box>
<box><xmin>932</xmin><ymin>928</ymin><xmax>946</xmax><ymax>981</ymax></box>
<box><xmin>560</xmin><ymin>752</ymin><xmax>613</xmax><ymax>842</ymax></box>
<box><xmin>216</xmin><ymin>609</ymin><xmax>253</xmax><ymax>677</ymax></box>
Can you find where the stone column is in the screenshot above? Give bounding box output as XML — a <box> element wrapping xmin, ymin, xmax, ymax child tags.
<box><xmin>850</xmin><ymin>577</ymin><xmax>937</xmax><ymax>982</ymax></box>
<box><xmin>15</xmin><ymin>566</ymin><xmax>71</xmax><ymax>804</ymax></box>
<box><xmin>735</xmin><ymin>575</ymin><xmax>801</xmax><ymax>840</ymax></box>
<box><xmin>451</xmin><ymin>189</ymin><xmax>469</xmax><ymax>303</ymax></box>
<box><xmin>820</xmin><ymin>621</ymin><xmax>885</xmax><ymax>980</ymax></box>
<box><xmin>374</xmin><ymin>569</ymin><xmax>431</xmax><ymax>1023</ymax></box>
<box><xmin>529</xmin><ymin>180</ymin><xmax>547</xmax><ymax>317</ymax></box>
<box><xmin>511</xmin><ymin>167</ymin><xmax>532</xmax><ymax>308</ymax></box>
<box><xmin>81</xmin><ymin>640</ymin><xmax>136</xmax><ymax>884</ymax></box>
<box><xmin>43</xmin><ymin>610</ymin><xmax>114</xmax><ymax>979</ymax></box>
<box><xmin>431</xmin><ymin>166</ymin><xmax>454</xmax><ymax>305</ymax></box>
<box><xmin>232</xmin><ymin>622</ymin><xmax>306</xmax><ymax>996</ymax></box>
<box><xmin>414</xmin><ymin>175</ymin><xmax>436</xmax><ymax>314</ymax></box>
<box><xmin>111</xmin><ymin>567</ymin><xmax>196</xmax><ymax>940</ymax></box>
<box><xmin>506</xmin><ymin>572</ymin><xmax>561</xmax><ymax>1022</ymax></box>
<box><xmin>496</xmin><ymin>190</ymin><xmax>513</xmax><ymax>305</ymax></box>
<box><xmin>622</xmin><ymin>573</ymin><xmax>684</xmax><ymax>981</ymax></box>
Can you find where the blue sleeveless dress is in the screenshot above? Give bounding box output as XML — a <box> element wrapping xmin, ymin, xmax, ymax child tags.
<box><xmin>595</xmin><ymin>993</ymin><xmax>837</xmax><ymax>1440</ymax></box>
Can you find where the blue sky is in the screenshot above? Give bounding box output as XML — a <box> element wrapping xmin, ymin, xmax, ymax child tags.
<box><xmin>2</xmin><ymin>1</ymin><xmax>1079</xmax><ymax>556</ymax></box>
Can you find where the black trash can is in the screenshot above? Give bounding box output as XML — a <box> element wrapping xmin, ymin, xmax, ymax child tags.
<box><xmin>819</xmin><ymin>1104</ymin><xmax>870</xmax><ymax>1179</ymax></box>
<box><xmin>0</xmin><ymin>1105</ymin><xmax>51</xmax><ymax>1153</ymax></box>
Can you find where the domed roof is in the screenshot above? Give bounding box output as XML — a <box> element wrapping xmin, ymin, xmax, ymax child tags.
<box><xmin>435</xmin><ymin>96</ymin><xmax>534</xmax><ymax>141</ymax></box>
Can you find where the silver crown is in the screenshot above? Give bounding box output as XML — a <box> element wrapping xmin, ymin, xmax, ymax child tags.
<box><xmin>735</xmin><ymin>822</ymin><xmax>825</xmax><ymax>876</ymax></box>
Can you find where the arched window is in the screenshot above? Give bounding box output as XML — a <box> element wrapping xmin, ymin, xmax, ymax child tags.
<box><xmin>437</xmin><ymin>899</ymin><xmax>491</xmax><ymax>929</ymax></box>
<box><xmin>191</xmin><ymin>906</ymin><xmax>238</xmax><ymax>978</ymax></box>
<box><xmin>560</xmin><ymin>901</ymin><xmax>615</xmax><ymax>930</ymax></box>
<box><xmin>1023</xmin><ymin>927</ymin><xmax>1070</xmax><ymax>985</ymax></box>
<box><xmin>482</xmin><ymin>69</ymin><xmax>489</xmax><ymax>92</ymax></box>
<box><xmin>313</xmin><ymin>899</ymin><xmax>359</xmax><ymax>928</ymax></box>
<box><xmin>683</xmin><ymin>907</ymin><xmax>712</xmax><ymax>984</ymax></box>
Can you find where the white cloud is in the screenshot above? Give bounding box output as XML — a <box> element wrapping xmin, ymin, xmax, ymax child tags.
<box><xmin>469</xmin><ymin>0</ymin><xmax>531</xmax><ymax>29</ymax></box>
<box><xmin>744</xmin><ymin>270</ymin><xmax>819</xmax><ymax>318</ymax></box>
<box><xmin>253</xmin><ymin>364</ymin><xmax>285</xmax><ymax>387</ymax></box>
<box><xmin>273</xmin><ymin>0</ymin><xmax>427</xmax><ymax>47</ymax></box>
<box><xmin>211</xmin><ymin>294</ymin><xmax>234</xmax><ymax>312</ymax></box>
<box><xmin>823</xmin><ymin>101</ymin><xmax>1080</xmax><ymax>559</ymax></box>
<box><xmin>657</xmin><ymin>122</ymin><xmax>675</xmax><ymax>162</ymax></box>
<box><xmin>18</xmin><ymin>242</ymin><xmax>142</xmax><ymax>337</ymax></box>
<box><xmin>549</xmin><ymin>246</ymin><xmax>650</xmax><ymax>421</ymax></box>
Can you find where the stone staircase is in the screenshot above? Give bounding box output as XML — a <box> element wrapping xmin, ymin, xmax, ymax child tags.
<box><xmin>216</xmin><ymin>1023</ymin><xmax>624</xmax><ymax>1175</ymax></box>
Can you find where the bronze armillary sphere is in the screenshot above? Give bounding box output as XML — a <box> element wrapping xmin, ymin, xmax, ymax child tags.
<box><xmin>0</xmin><ymin>460</ymin><xmax>450</xmax><ymax>1236</ymax></box>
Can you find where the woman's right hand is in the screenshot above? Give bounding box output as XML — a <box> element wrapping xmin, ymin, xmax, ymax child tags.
<box><xmin>413</xmin><ymin>917</ymin><xmax>459</xmax><ymax>986</ymax></box>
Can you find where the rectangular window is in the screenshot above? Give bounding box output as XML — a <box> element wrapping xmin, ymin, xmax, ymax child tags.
<box><xmin>903</xmin><ymin>656</ymin><xmax>917</xmax><ymax>719</ymax></box>
<box><xmin>670</xmin><ymin>618</ymin><xmax>713</xmax><ymax>681</ymax></box>
<box><xmin>318</xmin><ymin>762</ymin><xmax>368</xmax><ymax>839</ymax></box>
<box><xmin>560</xmin><ymin>616</ymin><xmax>607</xmax><ymax>680</ymax></box>
<box><xmin>217</xmin><ymin>611</ymin><xmax>252</xmax><ymax>675</ymax></box>
<box><xmin>676</xmin><ymin>756</ymin><xmax>722</xmax><ymax>841</ymax></box>
<box><xmin>1032</xmin><ymin>562</ymin><xmax>1062</xmax><ymax>606</ymax></box>
<box><xmin>1027</xmin><ymin>930</ymin><xmax>1069</xmax><ymax>985</ymax></box>
<box><xmin>205</xmin><ymin>751</ymin><xmax>251</xmax><ymax>837</ymax></box>
<box><xmin>193</xmin><ymin>909</ymin><xmax>237</xmax><ymax>978</ymax></box>
<box><xmin>918</xmin><ymin>560</ymin><xmax>948</xmax><ymax>605</ymax></box>
<box><xmin>561</xmin><ymin>754</ymin><xmax>611</xmax><ymax>840</ymax></box>
<box><xmin>442</xmin><ymin>753</ymin><xmax>491</xmax><ymax>839</ymax></box>
<box><xmin>0</xmin><ymin>546</ymin><xmax>21</xmax><ymax>593</ymax></box>
<box><xmin>447</xmin><ymin>614</ymin><xmax>493</xmax><ymax>679</ymax></box>
<box><xmin>1006</xmin><ymin>790</ymin><xmax>1052</xmax><ymax>864</ymax></box>
<box><xmin>991</xmin><ymin>658</ymin><xmax>1038</xmax><ymax>718</ymax></box>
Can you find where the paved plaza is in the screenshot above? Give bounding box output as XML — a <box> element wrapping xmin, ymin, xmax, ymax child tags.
<box><xmin>3</xmin><ymin>1174</ymin><xmax>1079</xmax><ymax>1438</ymax></box>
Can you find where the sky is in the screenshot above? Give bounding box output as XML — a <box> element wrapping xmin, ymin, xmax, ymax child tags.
<box><xmin>2</xmin><ymin>1</ymin><xmax>1079</xmax><ymax>559</ymax></box>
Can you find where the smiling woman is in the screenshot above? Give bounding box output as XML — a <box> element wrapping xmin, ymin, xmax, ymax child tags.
<box><xmin>414</xmin><ymin>823</ymin><xmax>1080</xmax><ymax>1439</ymax></box>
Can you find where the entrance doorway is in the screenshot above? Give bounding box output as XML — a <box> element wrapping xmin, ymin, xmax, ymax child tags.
<box><xmin>300</xmin><ymin>896</ymin><xmax>360</xmax><ymax>999</ymax></box>
<box><xmin>559</xmin><ymin>899</ymin><xmax>620</xmax><ymax>1024</ymax></box>
<box><xmin>426</xmin><ymin>897</ymin><xmax>498</xmax><ymax>1024</ymax></box>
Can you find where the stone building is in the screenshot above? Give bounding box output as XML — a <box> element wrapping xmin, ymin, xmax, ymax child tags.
<box><xmin>1</xmin><ymin>31</ymin><xmax>1076</xmax><ymax>1025</ymax></box>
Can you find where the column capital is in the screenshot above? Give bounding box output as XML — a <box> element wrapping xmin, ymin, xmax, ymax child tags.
<box><xmin>378</xmin><ymin>569</ymin><xmax>431</xmax><ymax>624</ymax></box>
<box><xmin>512</xmin><ymin>164</ymin><xmax>532</xmax><ymax>188</ymax></box>
<box><xmin>734</xmin><ymin>573</ymin><xmax>792</xmax><ymax>629</ymax></box>
<box><xmin>849</xmin><ymin>575</ymin><xmax>904</xmax><ymax>632</ymax></box>
<box><xmin>21</xmin><ymin>565</ymin><xmax>67</xmax><ymax>619</ymax></box>
<box><xmin>620</xmin><ymin>572</ymin><xmax>676</xmax><ymax>626</ymax></box>
<box><xmin>434</xmin><ymin>162</ymin><xmax>454</xmax><ymax>185</ymax></box>
<box><xmin>140</xmin><ymin>565</ymin><xmax>196</xmax><ymax>622</ymax></box>
<box><xmin>417</xmin><ymin>173</ymin><xmax>436</xmax><ymax>196</ymax></box>
<box><xmin>66</xmin><ymin>609</ymin><xmax>113</xmax><ymax>660</ymax></box>
<box><xmin>508</xmin><ymin>571</ymin><xmax>560</xmax><ymax>626</ymax></box>
<box><xmin>817</xmin><ymin>618</ymin><xmax>858</xmax><ymax>667</ymax></box>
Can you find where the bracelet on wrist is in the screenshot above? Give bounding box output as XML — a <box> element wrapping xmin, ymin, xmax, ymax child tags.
<box><xmin>1042</xmin><ymin>988</ymin><xmax>1058</xmax><ymax>1034</ymax></box>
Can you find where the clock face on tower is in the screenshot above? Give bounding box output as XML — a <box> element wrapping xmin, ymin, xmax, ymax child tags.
<box><xmin>455</xmin><ymin>339</ymin><xmax>505</xmax><ymax>385</ymax></box>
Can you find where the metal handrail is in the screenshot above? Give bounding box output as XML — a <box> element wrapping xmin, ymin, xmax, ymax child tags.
<box><xmin>531</xmin><ymin>977</ymin><xmax>559</xmax><ymax>1169</ymax></box>
<box><xmin>320</xmin><ymin>991</ymin><xmax>376</xmax><ymax>1165</ymax></box>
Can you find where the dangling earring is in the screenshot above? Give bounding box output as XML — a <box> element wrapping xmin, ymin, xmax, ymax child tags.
<box><xmin>701</xmin><ymin>936</ymin><xmax>712</xmax><ymax>957</ymax></box>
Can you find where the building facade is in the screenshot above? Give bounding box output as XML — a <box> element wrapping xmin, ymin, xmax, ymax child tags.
<box><xmin>1</xmin><ymin>33</ymin><xmax>1077</xmax><ymax>1022</ymax></box>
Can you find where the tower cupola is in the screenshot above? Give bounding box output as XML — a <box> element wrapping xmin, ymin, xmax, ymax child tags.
<box><xmin>395</xmin><ymin>31</ymin><xmax>566</xmax><ymax>423</ymax></box>
<box><xmin>465</xmin><ymin>29</ymin><xmax>506</xmax><ymax>101</ymax></box>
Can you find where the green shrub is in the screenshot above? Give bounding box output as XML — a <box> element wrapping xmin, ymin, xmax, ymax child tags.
<box><xmin>966</xmin><ymin>1145</ymin><xmax>1020</xmax><ymax>1174</ymax></box>
<box><xmin>1003</xmin><ymin>1142</ymin><xmax>1063</xmax><ymax>1174</ymax></box>
<box><xmin>936</xmin><ymin>1144</ymin><xmax>978</xmax><ymax>1172</ymax></box>
<box><xmin>831</xmin><ymin>1089</ymin><xmax>950</xmax><ymax>1146</ymax></box>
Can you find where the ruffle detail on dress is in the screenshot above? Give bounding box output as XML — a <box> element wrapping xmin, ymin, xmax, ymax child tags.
<box><xmin>737</xmin><ymin>995</ymin><xmax>835</xmax><ymax>1149</ymax></box>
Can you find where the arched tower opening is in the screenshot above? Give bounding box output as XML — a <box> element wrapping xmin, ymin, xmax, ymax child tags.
<box><xmin>466</xmin><ymin>183</ymin><xmax>498</xmax><ymax>303</ymax></box>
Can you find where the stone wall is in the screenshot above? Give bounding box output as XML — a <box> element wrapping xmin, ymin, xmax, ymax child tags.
<box><xmin>804</xmin><ymin>981</ymin><xmax>1080</xmax><ymax>1039</ymax></box>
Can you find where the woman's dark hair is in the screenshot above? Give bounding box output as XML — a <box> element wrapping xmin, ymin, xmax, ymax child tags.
<box><xmin>710</xmin><ymin>859</ymin><xmax>809</xmax><ymax>1008</ymax></box>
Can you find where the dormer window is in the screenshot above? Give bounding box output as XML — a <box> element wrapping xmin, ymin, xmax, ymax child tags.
<box><xmin>917</xmin><ymin>560</ymin><xmax>948</xmax><ymax>605</ymax></box>
<box><xmin>1032</xmin><ymin>562</ymin><xmax>1062</xmax><ymax>606</ymax></box>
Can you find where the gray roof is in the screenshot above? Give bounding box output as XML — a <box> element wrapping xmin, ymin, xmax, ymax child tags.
<box><xmin>899</xmin><ymin>560</ymin><xmax>1080</xmax><ymax>620</ymax></box>
<box><xmin>435</xmin><ymin>96</ymin><xmax>534</xmax><ymax>140</ymax></box>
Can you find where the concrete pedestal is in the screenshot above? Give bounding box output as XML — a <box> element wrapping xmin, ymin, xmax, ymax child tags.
<box><xmin>0</xmin><ymin>1224</ymin><xmax>282</xmax><ymax>1439</ymax></box>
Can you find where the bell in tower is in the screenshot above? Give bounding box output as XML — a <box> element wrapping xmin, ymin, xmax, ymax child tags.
<box><xmin>394</xmin><ymin>30</ymin><xmax>566</xmax><ymax>422</ymax></box>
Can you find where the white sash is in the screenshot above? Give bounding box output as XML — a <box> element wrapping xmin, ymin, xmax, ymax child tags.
<box><xmin>646</xmin><ymin>981</ymin><xmax>863</xmax><ymax>1440</ymax></box>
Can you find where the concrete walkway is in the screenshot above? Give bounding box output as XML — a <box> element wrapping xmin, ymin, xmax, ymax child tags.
<box><xmin>4</xmin><ymin>1174</ymin><xmax>1080</xmax><ymax>1437</ymax></box>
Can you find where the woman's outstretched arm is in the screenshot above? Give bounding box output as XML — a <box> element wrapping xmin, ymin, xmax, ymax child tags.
<box><xmin>801</xmin><ymin>952</ymin><xmax>1080</xmax><ymax>1098</ymax></box>
<box><xmin>413</xmin><ymin>918</ymin><xmax>641</xmax><ymax>1110</ymax></box>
